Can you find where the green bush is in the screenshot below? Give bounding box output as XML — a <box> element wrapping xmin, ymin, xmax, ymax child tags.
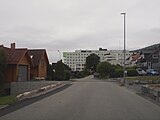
<box><xmin>82</xmin><ymin>68</ymin><xmax>91</xmax><ymax>76</ymax></box>
<box><xmin>96</xmin><ymin>62</ymin><xmax>113</xmax><ymax>78</ymax></box>
<box><xmin>74</xmin><ymin>71</ymin><xmax>85</xmax><ymax>78</ymax></box>
<box><xmin>127</xmin><ymin>69</ymin><xmax>138</xmax><ymax>76</ymax></box>
<box><xmin>114</xmin><ymin>69</ymin><xmax>123</xmax><ymax>77</ymax></box>
<box><xmin>65</xmin><ymin>70</ymin><xmax>71</xmax><ymax>80</ymax></box>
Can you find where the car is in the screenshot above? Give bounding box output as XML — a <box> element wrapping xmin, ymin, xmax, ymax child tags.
<box><xmin>146</xmin><ymin>69</ymin><xmax>159</xmax><ymax>76</ymax></box>
<box><xmin>136</xmin><ymin>68</ymin><xmax>146</xmax><ymax>76</ymax></box>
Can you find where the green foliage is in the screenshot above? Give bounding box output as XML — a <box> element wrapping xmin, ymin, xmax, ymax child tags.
<box><xmin>127</xmin><ymin>69</ymin><xmax>138</xmax><ymax>76</ymax></box>
<box><xmin>0</xmin><ymin>49</ymin><xmax>7</xmax><ymax>83</ymax></box>
<box><xmin>74</xmin><ymin>71</ymin><xmax>85</xmax><ymax>78</ymax></box>
<box><xmin>65</xmin><ymin>70</ymin><xmax>71</xmax><ymax>80</ymax></box>
<box><xmin>47</xmin><ymin>64</ymin><xmax>55</xmax><ymax>80</ymax></box>
<box><xmin>72</xmin><ymin>68</ymin><xmax>91</xmax><ymax>79</ymax></box>
<box><xmin>96</xmin><ymin>62</ymin><xmax>124</xmax><ymax>78</ymax></box>
<box><xmin>86</xmin><ymin>53</ymin><xmax>100</xmax><ymax>72</ymax></box>
<box><xmin>96</xmin><ymin>62</ymin><xmax>113</xmax><ymax>78</ymax></box>
<box><xmin>126</xmin><ymin>76</ymin><xmax>160</xmax><ymax>81</ymax></box>
<box><xmin>0</xmin><ymin>95</ymin><xmax>17</xmax><ymax>105</ymax></box>
<box><xmin>114</xmin><ymin>69</ymin><xmax>123</xmax><ymax>77</ymax></box>
<box><xmin>55</xmin><ymin>60</ymin><xmax>66</xmax><ymax>80</ymax></box>
<box><xmin>82</xmin><ymin>68</ymin><xmax>91</xmax><ymax>76</ymax></box>
<box><xmin>47</xmin><ymin>61</ymin><xmax>71</xmax><ymax>81</ymax></box>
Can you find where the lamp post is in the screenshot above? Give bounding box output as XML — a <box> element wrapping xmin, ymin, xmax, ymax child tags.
<box><xmin>58</xmin><ymin>50</ymin><xmax>61</xmax><ymax>61</ymax></box>
<box><xmin>121</xmin><ymin>12</ymin><xmax>126</xmax><ymax>84</ymax></box>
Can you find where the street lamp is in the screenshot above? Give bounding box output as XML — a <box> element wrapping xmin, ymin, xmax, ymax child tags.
<box><xmin>58</xmin><ymin>50</ymin><xmax>61</xmax><ymax>61</ymax></box>
<box><xmin>121</xmin><ymin>12</ymin><xmax>126</xmax><ymax>84</ymax></box>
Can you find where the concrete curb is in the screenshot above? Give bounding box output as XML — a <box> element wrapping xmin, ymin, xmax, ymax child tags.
<box><xmin>16</xmin><ymin>81</ymin><xmax>71</xmax><ymax>101</ymax></box>
<box><xmin>0</xmin><ymin>105</ymin><xmax>9</xmax><ymax>110</ymax></box>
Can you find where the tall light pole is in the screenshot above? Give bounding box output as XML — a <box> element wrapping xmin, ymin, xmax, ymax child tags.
<box><xmin>121</xmin><ymin>12</ymin><xmax>126</xmax><ymax>84</ymax></box>
<box><xmin>58</xmin><ymin>50</ymin><xmax>61</xmax><ymax>61</ymax></box>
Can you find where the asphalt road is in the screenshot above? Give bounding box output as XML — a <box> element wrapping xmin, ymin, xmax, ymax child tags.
<box><xmin>1</xmin><ymin>76</ymin><xmax>160</xmax><ymax>120</ymax></box>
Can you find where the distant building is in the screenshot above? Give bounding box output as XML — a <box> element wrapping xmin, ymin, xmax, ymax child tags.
<box><xmin>63</xmin><ymin>48</ymin><xmax>132</xmax><ymax>71</ymax></box>
<box><xmin>101</xmin><ymin>50</ymin><xmax>133</xmax><ymax>67</ymax></box>
<box><xmin>131</xmin><ymin>43</ymin><xmax>160</xmax><ymax>72</ymax></box>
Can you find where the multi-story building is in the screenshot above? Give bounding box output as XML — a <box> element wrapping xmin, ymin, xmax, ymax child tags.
<box><xmin>63</xmin><ymin>48</ymin><xmax>133</xmax><ymax>71</ymax></box>
<box><xmin>101</xmin><ymin>50</ymin><xmax>133</xmax><ymax>66</ymax></box>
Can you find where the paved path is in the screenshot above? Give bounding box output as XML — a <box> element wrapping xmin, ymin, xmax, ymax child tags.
<box><xmin>1</xmin><ymin>77</ymin><xmax>160</xmax><ymax>120</ymax></box>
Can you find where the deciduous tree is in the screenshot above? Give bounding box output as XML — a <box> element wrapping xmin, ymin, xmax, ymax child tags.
<box><xmin>86</xmin><ymin>53</ymin><xmax>100</xmax><ymax>72</ymax></box>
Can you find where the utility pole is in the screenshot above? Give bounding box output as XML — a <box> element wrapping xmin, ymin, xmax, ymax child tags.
<box><xmin>121</xmin><ymin>13</ymin><xmax>126</xmax><ymax>84</ymax></box>
<box><xmin>58</xmin><ymin>50</ymin><xmax>61</xmax><ymax>61</ymax></box>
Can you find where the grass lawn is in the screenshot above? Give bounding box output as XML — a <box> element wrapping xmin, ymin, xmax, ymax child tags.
<box><xmin>0</xmin><ymin>95</ymin><xmax>17</xmax><ymax>105</ymax></box>
<box><xmin>126</xmin><ymin>76</ymin><xmax>160</xmax><ymax>81</ymax></box>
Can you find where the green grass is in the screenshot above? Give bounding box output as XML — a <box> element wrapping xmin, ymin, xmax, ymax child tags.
<box><xmin>0</xmin><ymin>95</ymin><xmax>17</xmax><ymax>105</ymax></box>
<box><xmin>126</xmin><ymin>76</ymin><xmax>160</xmax><ymax>81</ymax></box>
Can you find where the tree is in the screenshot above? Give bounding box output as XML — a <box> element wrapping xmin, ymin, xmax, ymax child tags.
<box><xmin>86</xmin><ymin>53</ymin><xmax>100</xmax><ymax>72</ymax></box>
<box><xmin>47</xmin><ymin>61</ymin><xmax>71</xmax><ymax>81</ymax></box>
<box><xmin>55</xmin><ymin>60</ymin><xmax>66</xmax><ymax>80</ymax></box>
<box><xmin>0</xmin><ymin>49</ymin><xmax>6</xmax><ymax>84</ymax></box>
<box><xmin>96</xmin><ymin>62</ymin><xmax>113</xmax><ymax>78</ymax></box>
<box><xmin>47</xmin><ymin>64</ymin><xmax>55</xmax><ymax>80</ymax></box>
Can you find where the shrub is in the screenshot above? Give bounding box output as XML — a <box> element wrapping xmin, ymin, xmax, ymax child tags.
<box><xmin>65</xmin><ymin>70</ymin><xmax>71</xmax><ymax>80</ymax></box>
<box><xmin>82</xmin><ymin>68</ymin><xmax>91</xmax><ymax>76</ymax></box>
<box><xmin>76</xmin><ymin>71</ymin><xmax>85</xmax><ymax>78</ymax></box>
<box><xmin>127</xmin><ymin>69</ymin><xmax>138</xmax><ymax>76</ymax></box>
<box><xmin>114</xmin><ymin>69</ymin><xmax>123</xmax><ymax>77</ymax></box>
<box><xmin>96</xmin><ymin>62</ymin><xmax>113</xmax><ymax>78</ymax></box>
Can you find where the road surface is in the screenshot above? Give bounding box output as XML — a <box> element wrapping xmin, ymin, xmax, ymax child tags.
<box><xmin>1</xmin><ymin>76</ymin><xmax>160</xmax><ymax>120</ymax></box>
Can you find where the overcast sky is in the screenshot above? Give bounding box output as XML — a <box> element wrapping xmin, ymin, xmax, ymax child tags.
<box><xmin>0</xmin><ymin>0</ymin><xmax>160</xmax><ymax>62</ymax></box>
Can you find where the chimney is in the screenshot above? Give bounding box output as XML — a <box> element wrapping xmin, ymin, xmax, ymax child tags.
<box><xmin>11</xmin><ymin>43</ymin><xmax>15</xmax><ymax>49</ymax></box>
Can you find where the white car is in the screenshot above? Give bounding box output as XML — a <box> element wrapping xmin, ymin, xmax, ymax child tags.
<box><xmin>136</xmin><ymin>68</ymin><xmax>146</xmax><ymax>76</ymax></box>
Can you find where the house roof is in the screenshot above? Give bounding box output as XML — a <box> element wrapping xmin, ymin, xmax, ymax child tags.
<box><xmin>28</xmin><ymin>49</ymin><xmax>49</xmax><ymax>66</ymax></box>
<box><xmin>131</xmin><ymin>43</ymin><xmax>160</xmax><ymax>52</ymax></box>
<box><xmin>7</xmin><ymin>49</ymin><xmax>28</xmax><ymax>64</ymax></box>
<box><xmin>1</xmin><ymin>44</ymin><xmax>49</xmax><ymax>66</ymax></box>
<box><xmin>146</xmin><ymin>47</ymin><xmax>160</xmax><ymax>60</ymax></box>
<box><xmin>0</xmin><ymin>45</ymin><xmax>32</xmax><ymax>65</ymax></box>
<box><xmin>127</xmin><ymin>52</ymin><xmax>142</xmax><ymax>61</ymax></box>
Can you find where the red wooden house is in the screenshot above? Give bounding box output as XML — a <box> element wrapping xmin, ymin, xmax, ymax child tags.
<box><xmin>28</xmin><ymin>49</ymin><xmax>49</xmax><ymax>80</ymax></box>
<box><xmin>0</xmin><ymin>43</ymin><xmax>49</xmax><ymax>82</ymax></box>
<box><xmin>0</xmin><ymin>43</ymin><xmax>32</xmax><ymax>82</ymax></box>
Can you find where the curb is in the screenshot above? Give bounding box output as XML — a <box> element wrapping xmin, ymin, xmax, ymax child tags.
<box><xmin>16</xmin><ymin>81</ymin><xmax>71</xmax><ymax>101</ymax></box>
<box><xmin>0</xmin><ymin>105</ymin><xmax>8</xmax><ymax>110</ymax></box>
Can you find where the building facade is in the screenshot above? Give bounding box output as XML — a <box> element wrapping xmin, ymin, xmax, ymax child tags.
<box><xmin>0</xmin><ymin>43</ymin><xmax>32</xmax><ymax>82</ymax></box>
<box><xmin>132</xmin><ymin>43</ymin><xmax>160</xmax><ymax>72</ymax></box>
<box><xmin>28</xmin><ymin>49</ymin><xmax>49</xmax><ymax>80</ymax></box>
<box><xmin>63</xmin><ymin>48</ymin><xmax>132</xmax><ymax>71</ymax></box>
<box><xmin>0</xmin><ymin>43</ymin><xmax>49</xmax><ymax>82</ymax></box>
<box><xmin>101</xmin><ymin>50</ymin><xmax>133</xmax><ymax>67</ymax></box>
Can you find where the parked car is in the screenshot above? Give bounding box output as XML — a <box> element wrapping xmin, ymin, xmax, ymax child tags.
<box><xmin>146</xmin><ymin>69</ymin><xmax>159</xmax><ymax>76</ymax></box>
<box><xmin>136</xmin><ymin>68</ymin><xmax>146</xmax><ymax>76</ymax></box>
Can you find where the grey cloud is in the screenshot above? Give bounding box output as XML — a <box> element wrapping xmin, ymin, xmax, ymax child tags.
<box><xmin>0</xmin><ymin>0</ymin><xmax>160</xmax><ymax>62</ymax></box>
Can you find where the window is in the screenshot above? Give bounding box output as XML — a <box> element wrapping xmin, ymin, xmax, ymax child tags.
<box><xmin>152</xmin><ymin>54</ymin><xmax>158</xmax><ymax>59</ymax></box>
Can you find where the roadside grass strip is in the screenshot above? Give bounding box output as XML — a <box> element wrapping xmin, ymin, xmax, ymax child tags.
<box><xmin>126</xmin><ymin>76</ymin><xmax>160</xmax><ymax>81</ymax></box>
<box><xmin>0</xmin><ymin>96</ymin><xmax>17</xmax><ymax>105</ymax></box>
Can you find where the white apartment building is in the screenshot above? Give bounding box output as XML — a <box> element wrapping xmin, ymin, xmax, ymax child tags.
<box><xmin>101</xmin><ymin>50</ymin><xmax>133</xmax><ymax>66</ymax></box>
<box><xmin>63</xmin><ymin>48</ymin><xmax>133</xmax><ymax>71</ymax></box>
